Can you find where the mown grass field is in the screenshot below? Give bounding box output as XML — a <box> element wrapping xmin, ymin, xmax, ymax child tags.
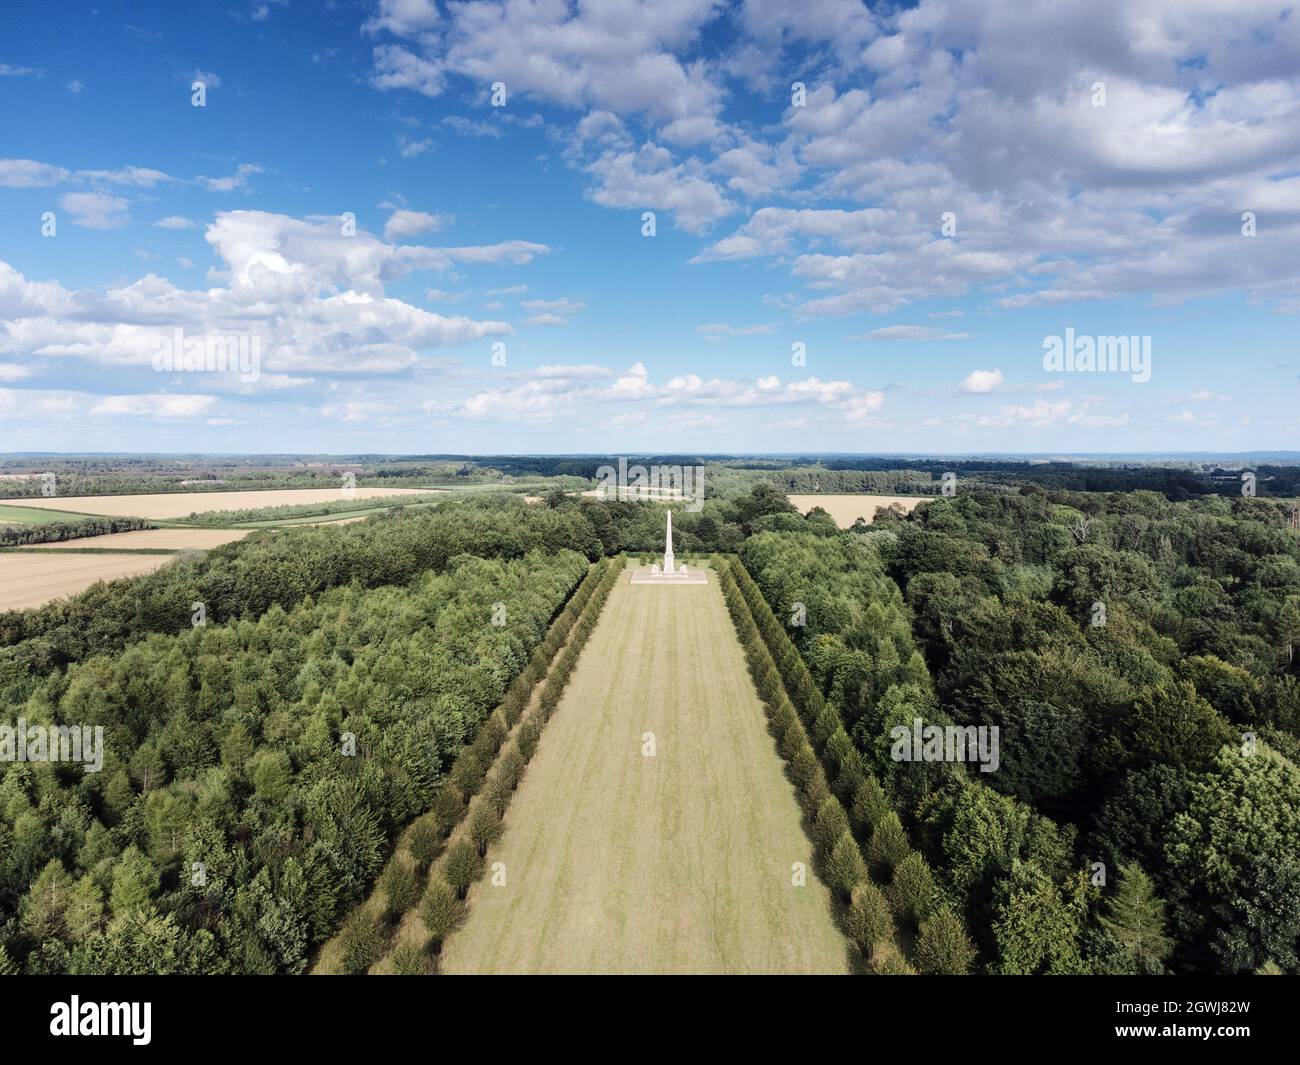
<box><xmin>0</xmin><ymin>503</ymin><xmax>113</xmax><ymax>527</ymax></box>
<box><xmin>440</xmin><ymin>561</ymin><xmax>850</xmax><ymax>974</ymax></box>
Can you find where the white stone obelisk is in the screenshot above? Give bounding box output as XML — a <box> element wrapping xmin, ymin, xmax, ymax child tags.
<box><xmin>663</xmin><ymin>509</ymin><xmax>675</xmax><ymax>574</ymax></box>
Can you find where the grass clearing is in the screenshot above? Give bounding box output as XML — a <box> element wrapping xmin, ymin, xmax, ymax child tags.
<box><xmin>439</xmin><ymin>561</ymin><xmax>850</xmax><ymax>974</ymax></box>
<box><xmin>0</xmin><ymin>503</ymin><xmax>115</xmax><ymax>527</ymax></box>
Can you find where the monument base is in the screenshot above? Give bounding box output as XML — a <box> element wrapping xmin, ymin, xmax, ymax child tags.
<box><xmin>630</xmin><ymin>566</ymin><xmax>708</xmax><ymax>585</ymax></box>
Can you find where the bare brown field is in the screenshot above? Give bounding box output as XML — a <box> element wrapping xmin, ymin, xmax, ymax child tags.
<box><xmin>0</xmin><ymin>487</ymin><xmax>433</xmax><ymax>520</ymax></box>
<box><xmin>0</xmin><ymin>553</ymin><xmax>173</xmax><ymax>611</ymax></box>
<box><xmin>787</xmin><ymin>493</ymin><xmax>928</xmax><ymax>528</ymax></box>
<box><xmin>39</xmin><ymin>528</ymin><xmax>251</xmax><ymax>551</ymax></box>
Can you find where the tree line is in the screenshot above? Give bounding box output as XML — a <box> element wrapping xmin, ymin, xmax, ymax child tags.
<box><xmin>0</xmin><ymin>544</ymin><xmax>588</xmax><ymax>974</ymax></box>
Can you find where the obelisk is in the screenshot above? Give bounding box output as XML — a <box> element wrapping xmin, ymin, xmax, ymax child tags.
<box><xmin>663</xmin><ymin>509</ymin><xmax>675</xmax><ymax>574</ymax></box>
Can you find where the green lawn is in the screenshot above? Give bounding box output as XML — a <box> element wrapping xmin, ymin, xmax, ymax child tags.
<box><xmin>439</xmin><ymin>562</ymin><xmax>851</xmax><ymax>974</ymax></box>
<box><xmin>0</xmin><ymin>503</ymin><xmax>112</xmax><ymax>526</ymax></box>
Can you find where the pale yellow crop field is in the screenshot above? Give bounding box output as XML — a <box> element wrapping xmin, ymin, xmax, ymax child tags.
<box><xmin>440</xmin><ymin>564</ymin><xmax>850</xmax><ymax>975</ymax></box>
<box><xmin>788</xmin><ymin>493</ymin><xmax>928</xmax><ymax>528</ymax></box>
<box><xmin>0</xmin><ymin>553</ymin><xmax>174</xmax><ymax>612</ymax></box>
<box><xmin>0</xmin><ymin>487</ymin><xmax>433</xmax><ymax>520</ymax></box>
<box><xmin>39</xmin><ymin>528</ymin><xmax>251</xmax><ymax>551</ymax></box>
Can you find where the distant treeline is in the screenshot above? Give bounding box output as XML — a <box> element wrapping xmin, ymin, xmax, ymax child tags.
<box><xmin>0</xmin><ymin>516</ymin><xmax>152</xmax><ymax>548</ymax></box>
<box><xmin>180</xmin><ymin>493</ymin><xmax>449</xmax><ymax>527</ymax></box>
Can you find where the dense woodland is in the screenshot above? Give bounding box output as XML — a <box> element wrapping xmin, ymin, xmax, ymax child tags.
<box><xmin>3</xmin><ymin>475</ymin><xmax>1299</xmax><ymax>974</ymax></box>
<box><xmin>742</xmin><ymin>488</ymin><xmax>1300</xmax><ymax>973</ymax></box>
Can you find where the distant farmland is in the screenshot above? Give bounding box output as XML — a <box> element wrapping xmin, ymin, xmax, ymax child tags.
<box><xmin>35</xmin><ymin>528</ymin><xmax>251</xmax><ymax>551</ymax></box>
<box><xmin>0</xmin><ymin>552</ymin><xmax>173</xmax><ymax>611</ymax></box>
<box><xmin>0</xmin><ymin>487</ymin><xmax>436</xmax><ymax>521</ymax></box>
<box><xmin>787</xmin><ymin>493</ymin><xmax>928</xmax><ymax>529</ymax></box>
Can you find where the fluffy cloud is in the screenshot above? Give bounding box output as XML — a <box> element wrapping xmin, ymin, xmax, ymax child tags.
<box><xmin>59</xmin><ymin>191</ymin><xmax>129</xmax><ymax>229</ymax></box>
<box><xmin>960</xmin><ymin>368</ymin><xmax>1004</xmax><ymax>393</ymax></box>
<box><xmin>0</xmin><ymin>211</ymin><xmax>546</xmax><ymax>383</ymax></box>
<box><xmin>0</xmin><ymin>158</ymin><xmax>70</xmax><ymax>187</ymax></box>
<box><xmin>383</xmin><ymin>209</ymin><xmax>448</xmax><ymax>240</ymax></box>
<box><xmin>449</xmin><ymin>361</ymin><xmax>885</xmax><ymax>425</ymax></box>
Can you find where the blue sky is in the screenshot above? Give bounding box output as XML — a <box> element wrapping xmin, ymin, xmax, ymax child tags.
<box><xmin>1</xmin><ymin>0</ymin><xmax>1298</xmax><ymax>454</ymax></box>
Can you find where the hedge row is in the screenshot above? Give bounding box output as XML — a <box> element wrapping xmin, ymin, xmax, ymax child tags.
<box><xmin>340</xmin><ymin>556</ymin><xmax>623</xmax><ymax>974</ymax></box>
<box><xmin>715</xmin><ymin>558</ymin><xmax>907</xmax><ymax>972</ymax></box>
<box><xmin>0</xmin><ymin>514</ymin><xmax>153</xmax><ymax>547</ymax></box>
<box><xmin>721</xmin><ymin>556</ymin><xmax>976</xmax><ymax>975</ymax></box>
<box><xmin>331</xmin><ymin>558</ymin><xmax>617</xmax><ymax>973</ymax></box>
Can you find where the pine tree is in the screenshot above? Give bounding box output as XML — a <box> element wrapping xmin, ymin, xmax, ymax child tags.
<box><xmin>886</xmin><ymin>850</ymin><xmax>935</xmax><ymax>929</ymax></box>
<box><xmin>851</xmin><ymin>775</ymin><xmax>889</xmax><ymax>832</ymax></box>
<box><xmin>844</xmin><ymin>880</ymin><xmax>894</xmax><ymax>957</ymax></box>
<box><xmin>826</xmin><ymin>831</ymin><xmax>868</xmax><ymax>903</ymax></box>
<box><xmin>866</xmin><ymin>811</ymin><xmax>909</xmax><ymax>878</ymax></box>
<box><xmin>812</xmin><ymin>799</ymin><xmax>850</xmax><ymax>858</ymax></box>
<box><xmin>1100</xmin><ymin>862</ymin><xmax>1173</xmax><ymax>973</ymax></box>
<box><xmin>916</xmin><ymin>908</ymin><xmax>977</xmax><ymax>975</ymax></box>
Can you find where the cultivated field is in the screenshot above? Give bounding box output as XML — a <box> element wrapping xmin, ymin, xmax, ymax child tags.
<box><xmin>440</xmin><ymin>563</ymin><xmax>850</xmax><ymax>974</ymax></box>
<box><xmin>0</xmin><ymin>502</ymin><xmax>111</xmax><ymax>528</ymax></box>
<box><xmin>0</xmin><ymin>487</ymin><xmax>434</xmax><ymax>521</ymax></box>
<box><xmin>36</xmin><ymin>528</ymin><xmax>251</xmax><ymax>551</ymax></box>
<box><xmin>787</xmin><ymin>493</ymin><xmax>928</xmax><ymax>528</ymax></box>
<box><xmin>0</xmin><ymin>553</ymin><xmax>173</xmax><ymax>611</ymax></box>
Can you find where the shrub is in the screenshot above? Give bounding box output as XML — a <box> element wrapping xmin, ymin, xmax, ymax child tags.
<box><xmin>407</xmin><ymin>817</ymin><xmax>443</xmax><ymax>872</ymax></box>
<box><xmin>778</xmin><ymin>723</ymin><xmax>805</xmax><ymax>762</ymax></box>
<box><xmin>887</xmin><ymin>851</ymin><xmax>935</xmax><ymax>929</ymax></box>
<box><xmin>790</xmin><ymin>744</ymin><xmax>819</xmax><ymax>789</ymax></box>
<box><xmin>468</xmin><ymin>801</ymin><xmax>502</xmax><ymax>857</ymax></box>
<box><xmin>499</xmin><ymin>748</ymin><xmax>525</xmax><ymax>790</ymax></box>
<box><xmin>866</xmin><ymin>811</ymin><xmax>910</xmax><ymax>878</ymax></box>
<box><xmin>484</xmin><ymin>771</ymin><xmax>513</xmax><ymax>817</ymax></box>
<box><xmin>444</xmin><ymin>839</ymin><xmax>481</xmax><ymax>900</ymax></box>
<box><xmin>380</xmin><ymin>860</ymin><xmax>422</xmax><ymax>921</ymax></box>
<box><xmin>449</xmin><ymin>751</ymin><xmax>484</xmax><ymax>802</ymax></box>
<box><xmin>916</xmin><ymin>908</ymin><xmax>977</xmax><ymax>975</ymax></box>
<box><xmin>432</xmin><ymin>785</ymin><xmax>465</xmax><ymax>835</ymax></box>
<box><xmin>825</xmin><ymin>727</ymin><xmax>855</xmax><ymax>771</ymax></box>
<box><xmin>844</xmin><ymin>881</ymin><xmax>895</xmax><ymax>957</ymax></box>
<box><xmin>517</xmin><ymin>719</ymin><xmax>541</xmax><ymax>763</ymax></box>
<box><xmin>851</xmin><ymin>776</ymin><xmax>889</xmax><ymax>832</ymax></box>
<box><xmin>872</xmin><ymin>949</ymin><xmax>917</xmax><ymax>975</ymax></box>
<box><xmin>835</xmin><ymin>756</ymin><xmax>867</xmax><ymax>802</ymax></box>
<box><xmin>389</xmin><ymin>940</ymin><xmax>431</xmax><ymax>975</ymax></box>
<box><xmin>339</xmin><ymin>910</ymin><xmax>388</xmax><ymax>974</ymax></box>
<box><xmin>826</xmin><ymin>831</ymin><xmax>868</xmax><ymax>903</ymax></box>
<box><xmin>813</xmin><ymin>798</ymin><xmax>851</xmax><ymax>857</ymax></box>
<box><xmin>802</xmin><ymin>770</ymin><xmax>832</xmax><ymax>812</ymax></box>
<box><xmin>419</xmin><ymin>879</ymin><xmax>464</xmax><ymax>953</ymax></box>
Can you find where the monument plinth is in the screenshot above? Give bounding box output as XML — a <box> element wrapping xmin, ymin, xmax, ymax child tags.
<box><xmin>630</xmin><ymin>509</ymin><xmax>708</xmax><ymax>584</ymax></box>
